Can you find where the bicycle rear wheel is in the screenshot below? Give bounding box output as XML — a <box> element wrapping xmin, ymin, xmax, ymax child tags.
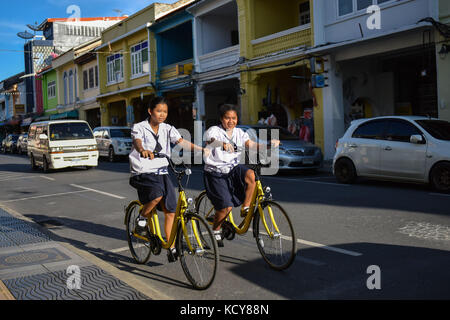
<box><xmin>177</xmin><ymin>213</ymin><xmax>219</xmax><ymax>290</ymax></box>
<box><xmin>125</xmin><ymin>201</ymin><xmax>152</xmax><ymax>264</ymax></box>
<box><xmin>195</xmin><ymin>191</ymin><xmax>215</xmax><ymax>223</ymax></box>
<box><xmin>254</xmin><ymin>200</ymin><xmax>296</xmax><ymax>271</ymax></box>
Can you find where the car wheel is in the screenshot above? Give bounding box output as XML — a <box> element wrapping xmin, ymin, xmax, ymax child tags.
<box><xmin>17</xmin><ymin>147</ymin><xmax>22</xmax><ymax>154</ymax></box>
<box><xmin>42</xmin><ymin>156</ymin><xmax>50</xmax><ymax>173</ymax></box>
<box><xmin>108</xmin><ymin>147</ymin><xmax>115</xmax><ymax>163</ymax></box>
<box><xmin>30</xmin><ymin>154</ymin><xmax>38</xmax><ymax>171</ymax></box>
<box><xmin>334</xmin><ymin>158</ymin><xmax>357</xmax><ymax>184</ymax></box>
<box><xmin>430</xmin><ymin>163</ymin><xmax>450</xmax><ymax>193</ymax></box>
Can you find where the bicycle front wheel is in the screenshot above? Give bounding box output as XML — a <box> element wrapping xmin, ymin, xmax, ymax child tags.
<box><xmin>177</xmin><ymin>213</ymin><xmax>219</xmax><ymax>290</ymax></box>
<box><xmin>254</xmin><ymin>200</ymin><xmax>296</xmax><ymax>271</ymax></box>
<box><xmin>125</xmin><ymin>201</ymin><xmax>152</xmax><ymax>264</ymax></box>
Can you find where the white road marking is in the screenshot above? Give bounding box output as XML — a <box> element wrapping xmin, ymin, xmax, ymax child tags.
<box><xmin>70</xmin><ymin>184</ymin><xmax>126</xmax><ymax>199</ymax></box>
<box><xmin>249</xmin><ymin>227</ymin><xmax>362</xmax><ymax>257</ymax></box>
<box><xmin>0</xmin><ymin>176</ymin><xmax>39</xmax><ymax>182</ymax></box>
<box><xmin>39</xmin><ymin>175</ymin><xmax>55</xmax><ymax>181</ymax></box>
<box><xmin>2</xmin><ymin>190</ymin><xmax>89</xmax><ymax>203</ymax></box>
<box><xmin>296</xmin><ymin>239</ymin><xmax>362</xmax><ymax>256</ymax></box>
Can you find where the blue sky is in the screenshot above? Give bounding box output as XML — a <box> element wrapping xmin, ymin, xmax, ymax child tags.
<box><xmin>0</xmin><ymin>0</ymin><xmax>177</xmax><ymax>81</ymax></box>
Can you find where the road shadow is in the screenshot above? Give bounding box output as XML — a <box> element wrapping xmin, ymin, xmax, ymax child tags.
<box><xmin>22</xmin><ymin>213</ymin><xmax>194</xmax><ymax>290</ymax></box>
<box><xmin>227</xmin><ymin>242</ymin><xmax>450</xmax><ymax>299</ymax></box>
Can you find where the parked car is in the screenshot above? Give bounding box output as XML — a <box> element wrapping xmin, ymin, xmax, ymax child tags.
<box><xmin>237</xmin><ymin>124</ymin><xmax>324</xmax><ymax>171</ymax></box>
<box><xmin>333</xmin><ymin>116</ymin><xmax>450</xmax><ymax>192</ymax></box>
<box><xmin>28</xmin><ymin>120</ymin><xmax>98</xmax><ymax>172</ymax></box>
<box><xmin>2</xmin><ymin>134</ymin><xmax>19</xmax><ymax>154</ymax></box>
<box><xmin>17</xmin><ymin>133</ymin><xmax>28</xmax><ymax>154</ymax></box>
<box><xmin>93</xmin><ymin>126</ymin><xmax>132</xmax><ymax>162</ymax></box>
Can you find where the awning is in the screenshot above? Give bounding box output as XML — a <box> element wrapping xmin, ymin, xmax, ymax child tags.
<box><xmin>50</xmin><ymin>110</ymin><xmax>79</xmax><ymax>120</ymax></box>
<box><xmin>21</xmin><ymin>117</ymin><xmax>33</xmax><ymax>127</ymax></box>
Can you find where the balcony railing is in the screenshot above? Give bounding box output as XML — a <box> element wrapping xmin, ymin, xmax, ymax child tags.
<box><xmin>198</xmin><ymin>45</ymin><xmax>240</xmax><ymax>73</ymax></box>
<box><xmin>251</xmin><ymin>24</ymin><xmax>312</xmax><ymax>58</ymax></box>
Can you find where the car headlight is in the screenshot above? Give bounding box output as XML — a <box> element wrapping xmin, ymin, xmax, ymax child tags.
<box><xmin>278</xmin><ymin>147</ymin><xmax>289</xmax><ymax>155</ymax></box>
<box><xmin>87</xmin><ymin>145</ymin><xmax>98</xmax><ymax>151</ymax></box>
<box><xmin>50</xmin><ymin>147</ymin><xmax>63</xmax><ymax>153</ymax></box>
<box><xmin>118</xmin><ymin>141</ymin><xmax>125</xmax><ymax>147</ymax></box>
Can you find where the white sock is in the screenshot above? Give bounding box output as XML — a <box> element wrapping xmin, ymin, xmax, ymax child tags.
<box><xmin>138</xmin><ymin>217</ymin><xmax>147</xmax><ymax>227</ymax></box>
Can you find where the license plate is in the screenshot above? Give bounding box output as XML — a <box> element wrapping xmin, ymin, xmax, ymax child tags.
<box><xmin>303</xmin><ymin>159</ymin><xmax>314</xmax><ymax>165</ymax></box>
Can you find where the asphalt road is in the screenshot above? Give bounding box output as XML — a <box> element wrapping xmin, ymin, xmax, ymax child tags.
<box><xmin>1</xmin><ymin>152</ymin><xmax>449</xmax><ymax>299</ymax></box>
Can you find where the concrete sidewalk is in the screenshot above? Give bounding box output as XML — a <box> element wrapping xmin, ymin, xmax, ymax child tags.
<box><xmin>0</xmin><ymin>205</ymin><xmax>167</xmax><ymax>300</ymax></box>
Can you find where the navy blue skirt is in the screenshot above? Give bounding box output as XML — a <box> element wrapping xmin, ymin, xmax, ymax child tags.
<box><xmin>129</xmin><ymin>173</ymin><xmax>177</xmax><ymax>212</ymax></box>
<box><xmin>203</xmin><ymin>164</ymin><xmax>250</xmax><ymax>211</ymax></box>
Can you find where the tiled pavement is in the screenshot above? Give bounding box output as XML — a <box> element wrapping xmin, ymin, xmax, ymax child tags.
<box><xmin>0</xmin><ymin>207</ymin><xmax>149</xmax><ymax>300</ymax></box>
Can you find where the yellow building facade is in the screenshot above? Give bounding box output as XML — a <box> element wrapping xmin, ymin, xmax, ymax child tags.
<box><xmin>96</xmin><ymin>1</ymin><xmax>191</xmax><ymax>127</ymax></box>
<box><xmin>237</xmin><ymin>0</ymin><xmax>326</xmax><ymax>151</ymax></box>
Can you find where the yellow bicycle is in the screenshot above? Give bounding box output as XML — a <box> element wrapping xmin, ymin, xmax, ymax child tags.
<box><xmin>124</xmin><ymin>153</ymin><xmax>219</xmax><ymax>290</ymax></box>
<box><xmin>195</xmin><ymin>151</ymin><xmax>296</xmax><ymax>271</ymax></box>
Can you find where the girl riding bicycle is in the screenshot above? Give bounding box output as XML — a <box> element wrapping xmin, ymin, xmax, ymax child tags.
<box><xmin>129</xmin><ymin>96</ymin><xmax>208</xmax><ymax>262</ymax></box>
<box><xmin>203</xmin><ymin>104</ymin><xmax>280</xmax><ymax>247</ymax></box>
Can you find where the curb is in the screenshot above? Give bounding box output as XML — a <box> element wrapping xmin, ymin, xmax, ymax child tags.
<box><xmin>0</xmin><ymin>203</ymin><xmax>171</xmax><ymax>300</ymax></box>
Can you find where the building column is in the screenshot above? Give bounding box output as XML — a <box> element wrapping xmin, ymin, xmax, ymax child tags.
<box><xmin>194</xmin><ymin>83</ymin><xmax>205</xmax><ymax>147</ymax></box>
<box><xmin>321</xmin><ymin>55</ymin><xmax>345</xmax><ymax>160</ymax></box>
<box><xmin>240</xmin><ymin>71</ymin><xmax>259</xmax><ymax>124</ymax></box>
<box><xmin>100</xmin><ymin>101</ymin><xmax>109</xmax><ymax>126</ymax></box>
<box><xmin>436</xmin><ymin>34</ymin><xmax>450</xmax><ymax>121</ymax></box>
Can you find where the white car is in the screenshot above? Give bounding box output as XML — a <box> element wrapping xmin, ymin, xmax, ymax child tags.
<box><xmin>93</xmin><ymin>126</ymin><xmax>132</xmax><ymax>162</ymax></box>
<box><xmin>333</xmin><ymin>116</ymin><xmax>450</xmax><ymax>192</ymax></box>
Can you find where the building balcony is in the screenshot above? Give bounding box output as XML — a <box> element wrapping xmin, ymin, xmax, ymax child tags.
<box><xmin>250</xmin><ymin>24</ymin><xmax>312</xmax><ymax>58</ymax></box>
<box><xmin>197</xmin><ymin>45</ymin><xmax>240</xmax><ymax>73</ymax></box>
<box><xmin>158</xmin><ymin>59</ymin><xmax>194</xmax><ymax>82</ymax></box>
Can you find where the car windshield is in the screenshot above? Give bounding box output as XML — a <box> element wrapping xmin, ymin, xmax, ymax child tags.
<box><xmin>416</xmin><ymin>120</ymin><xmax>450</xmax><ymax>141</ymax></box>
<box><xmin>244</xmin><ymin>126</ymin><xmax>299</xmax><ymax>141</ymax></box>
<box><xmin>49</xmin><ymin>123</ymin><xmax>94</xmax><ymax>141</ymax></box>
<box><xmin>11</xmin><ymin>136</ymin><xmax>19</xmax><ymax>141</ymax></box>
<box><xmin>110</xmin><ymin>129</ymin><xmax>131</xmax><ymax>138</ymax></box>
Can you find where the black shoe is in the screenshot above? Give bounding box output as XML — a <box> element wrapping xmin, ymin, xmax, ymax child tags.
<box><xmin>213</xmin><ymin>231</ymin><xmax>224</xmax><ymax>248</ymax></box>
<box><xmin>167</xmin><ymin>248</ymin><xmax>178</xmax><ymax>263</ymax></box>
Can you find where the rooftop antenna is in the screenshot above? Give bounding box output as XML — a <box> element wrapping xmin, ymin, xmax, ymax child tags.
<box><xmin>113</xmin><ymin>9</ymin><xmax>123</xmax><ymax>17</ymax></box>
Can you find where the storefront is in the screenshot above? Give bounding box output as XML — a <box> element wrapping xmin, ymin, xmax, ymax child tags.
<box><xmin>339</xmin><ymin>45</ymin><xmax>438</xmax><ymax>128</ymax></box>
<box><xmin>244</xmin><ymin>62</ymin><xmax>317</xmax><ymax>144</ymax></box>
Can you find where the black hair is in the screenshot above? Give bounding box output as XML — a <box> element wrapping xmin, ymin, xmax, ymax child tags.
<box><xmin>149</xmin><ymin>96</ymin><xmax>167</xmax><ymax>111</ymax></box>
<box><xmin>219</xmin><ymin>104</ymin><xmax>239</xmax><ymax>120</ymax></box>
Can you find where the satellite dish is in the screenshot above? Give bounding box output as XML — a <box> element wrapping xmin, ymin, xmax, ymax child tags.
<box><xmin>17</xmin><ymin>31</ymin><xmax>34</xmax><ymax>40</ymax></box>
<box><xmin>27</xmin><ymin>24</ymin><xmax>41</xmax><ymax>32</ymax></box>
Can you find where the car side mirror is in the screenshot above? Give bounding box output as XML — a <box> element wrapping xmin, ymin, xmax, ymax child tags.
<box><xmin>410</xmin><ymin>135</ymin><xmax>424</xmax><ymax>144</ymax></box>
<box><xmin>39</xmin><ymin>134</ymin><xmax>48</xmax><ymax>140</ymax></box>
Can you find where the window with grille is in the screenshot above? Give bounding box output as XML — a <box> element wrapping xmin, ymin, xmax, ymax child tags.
<box><xmin>130</xmin><ymin>41</ymin><xmax>149</xmax><ymax>77</ymax></box>
<box><xmin>106</xmin><ymin>53</ymin><xmax>124</xmax><ymax>84</ymax></box>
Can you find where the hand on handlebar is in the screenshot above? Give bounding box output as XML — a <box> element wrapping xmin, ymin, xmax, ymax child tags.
<box><xmin>140</xmin><ymin>150</ymin><xmax>154</xmax><ymax>160</ymax></box>
<box><xmin>270</xmin><ymin>139</ymin><xmax>281</xmax><ymax>148</ymax></box>
<box><xmin>223</xmin><ymin>142</ymin><xmax>235</xmax><ymax>153</ymax></box>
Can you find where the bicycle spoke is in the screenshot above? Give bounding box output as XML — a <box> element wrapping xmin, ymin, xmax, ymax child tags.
<box><xmin>255</xmin><ymin>201</ymin><xmax>296</xmax><ymax>270</ymax></box>
<box><xmin>178</xmin><ymin>214</ymin><xmax>218</xmax><ymax>290</ymax></box>
<box><xmin>126</xmin><ymin>202</ymin><xmax>151</xmax><ymax>264</ymax></box>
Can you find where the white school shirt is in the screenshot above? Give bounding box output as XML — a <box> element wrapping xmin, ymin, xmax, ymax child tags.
<box><xmin>129</xmin><ymin>120</ymin><xmax>182</xmax><ymax>175</ymax></box>
<box><xmin>204</xmin><ymin>125</ymin><xmax>250</xmax><ymax>174</ymax></box>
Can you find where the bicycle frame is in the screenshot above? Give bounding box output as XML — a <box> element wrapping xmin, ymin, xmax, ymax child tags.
<box><xmin>129</xmin><ymin>171</ymin><xmax>203</xmax><ymax>253</ymax></box>
<box><xmin>202</xmin><ymin>178</ymin><xmax>280</xmax><ymax>239</ymax></box>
